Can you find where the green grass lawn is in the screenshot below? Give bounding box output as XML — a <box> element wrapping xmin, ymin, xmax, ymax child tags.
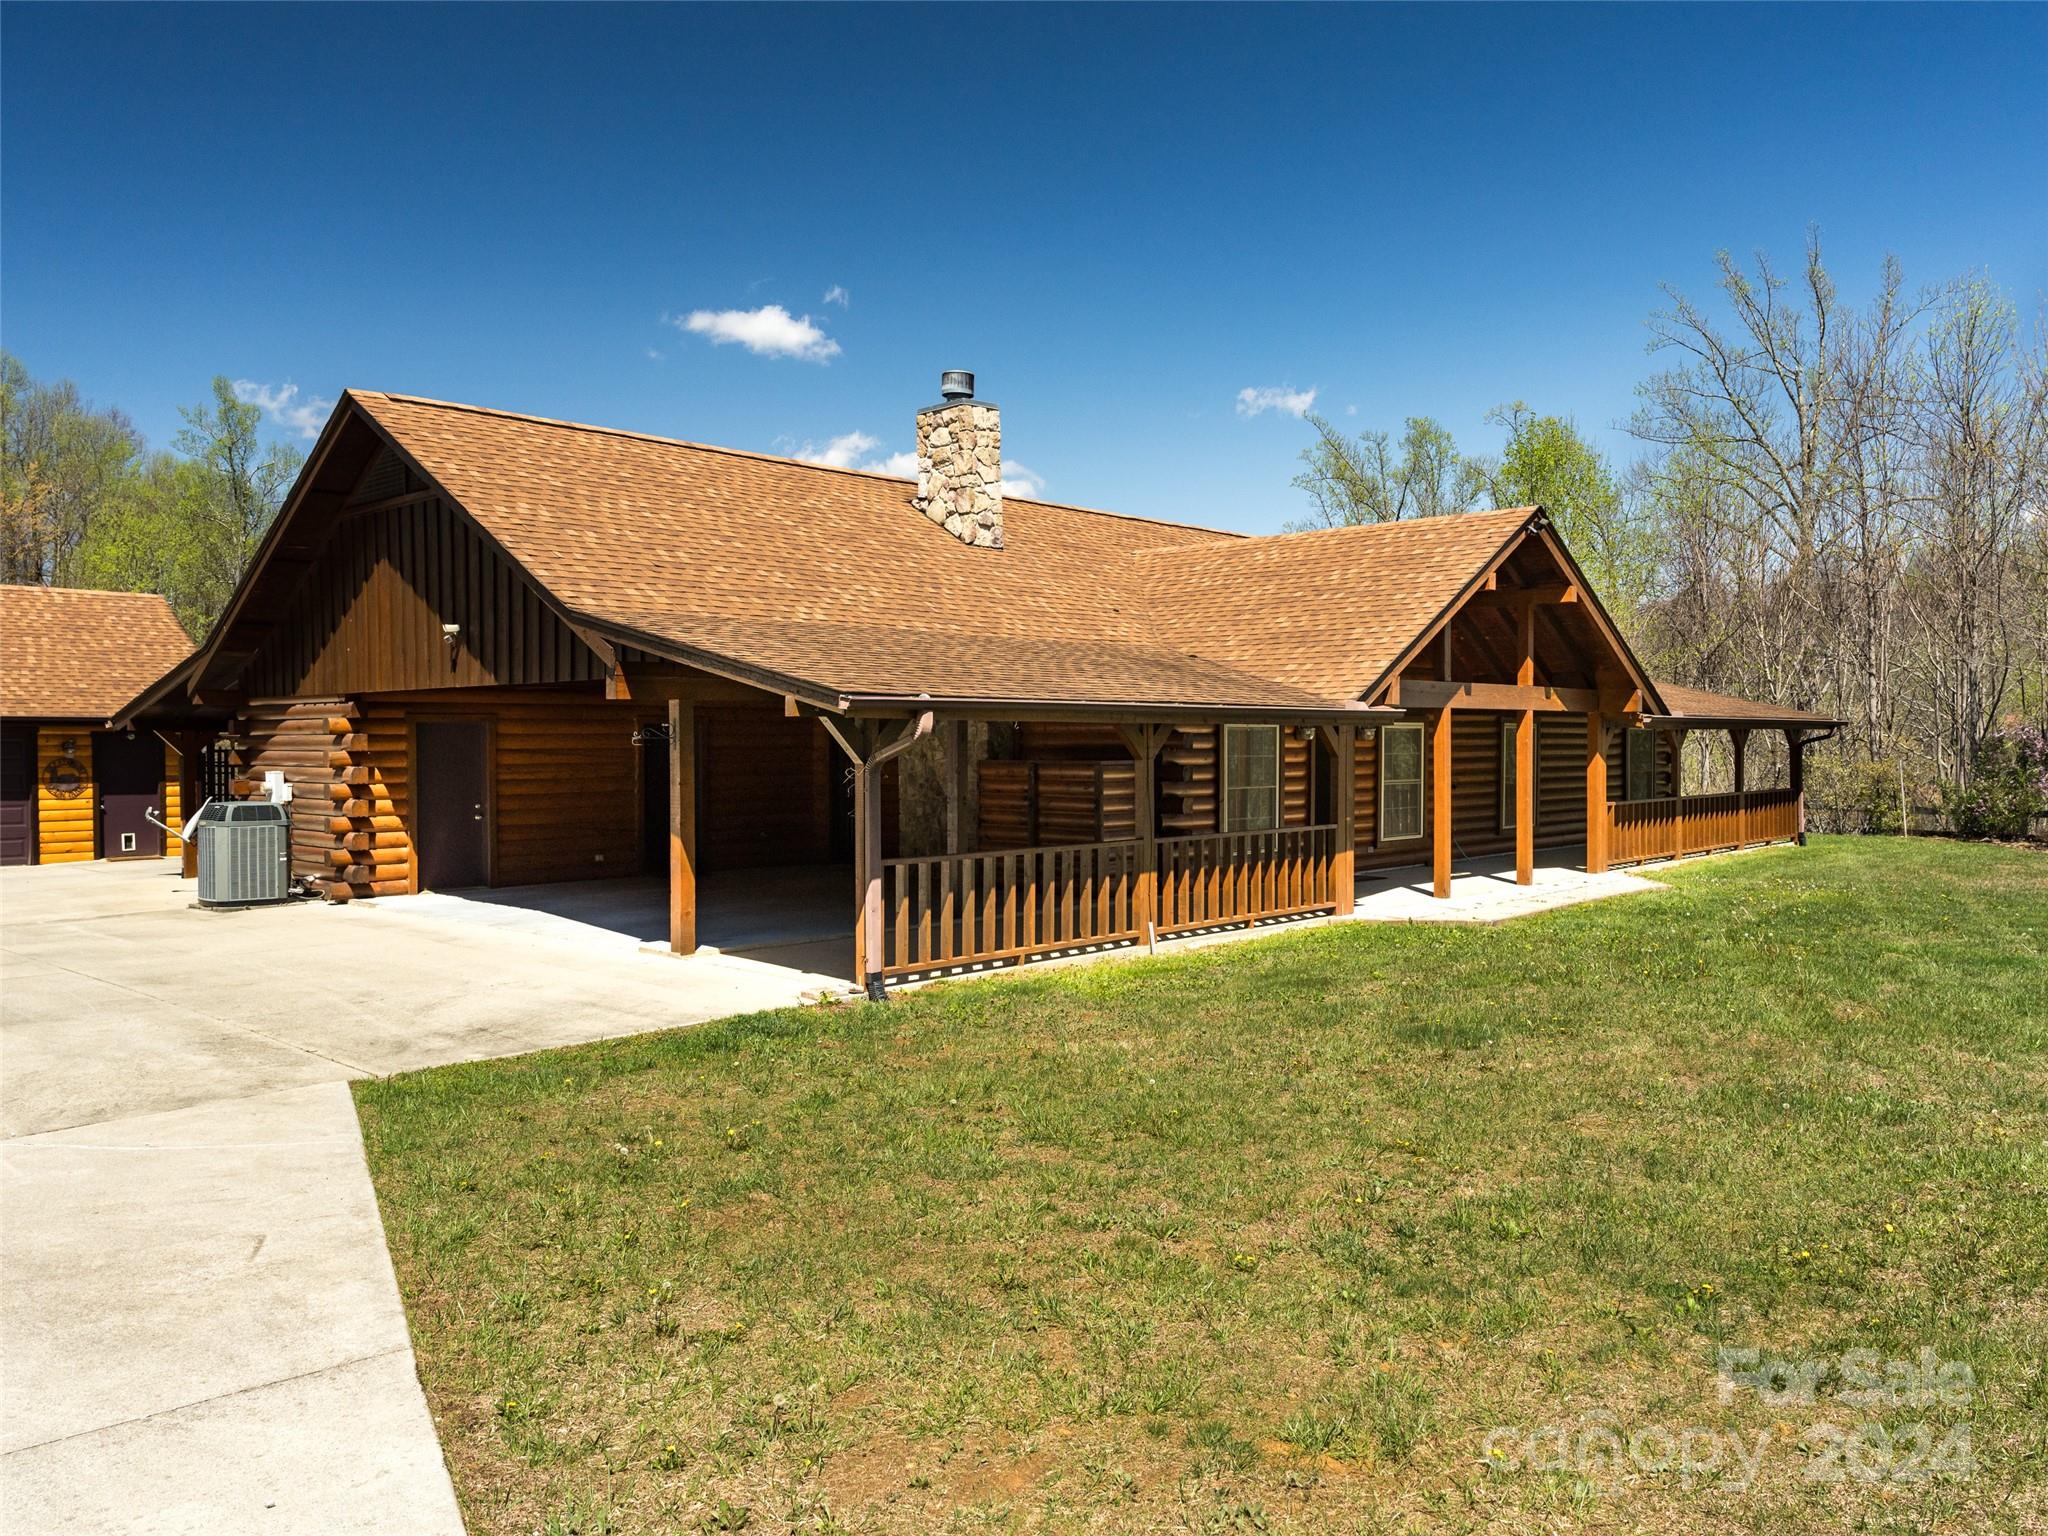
<box><xmin>356</xmin><ymin>838</ymin><xmax>2048</xmax><ymax>1535</ymax></box>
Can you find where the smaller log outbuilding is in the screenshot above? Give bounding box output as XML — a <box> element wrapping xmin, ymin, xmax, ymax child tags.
<box><xmin>0</xmin><ymin>585</ymin><xmax>196</xmax><ymax>866</ymax></box>
<box><xmin>115</xmin><ymin>376</ymin><xmax>1841</xmax><ymax>991</ymax></box>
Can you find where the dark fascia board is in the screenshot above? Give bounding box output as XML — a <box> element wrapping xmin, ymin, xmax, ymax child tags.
<box><xmin>1638</xmin><ymin>712</ymin><xmax>1846</xmax><ymax>731</ymax></box>
<box><xmin>108</xmin><ymin>653</ymin><xmax>209</xmax><ymax>729</ymax></box>
<box><xmin>576</xmin><ymin>618</ymin><xmax>842</xmax><ymax>710</ymax></box>
<box><xmin>836</xmin><ymin>693</ymin><xmax>1405</xmax><ymax>726</ymax></box>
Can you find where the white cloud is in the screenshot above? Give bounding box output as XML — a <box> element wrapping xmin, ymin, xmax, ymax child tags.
<box><xmin>822</xmin><ymin>284</ymin><xmax>850</xmax><ymax>308</ymax></box>
<box><xmin>796</xmin><ymin>430</ymin><xmax>881</xmax><ymax>468</ymax></box>
<box><xmin>998</xmin><ymin>460</ymin><xmax>1045</xmax><ymax>499</ymax></box>
<box><xmin>1235</xmin><ymin>385</ymin><xmax>1317</xmax><ymax>419</ymax></box>
<box><xmin>1345</xmin><ymin>404</ymin><xmax>1358</xmax><ymax>417</ymax></box>
<box><xmin>232</xmin><ymin>379</ymin><xmax>333</xmax><ymax>439</ymax></box>
<box><xmin>675</xmin><ymin>303</ymin><xmax>840</xmax><ymax>362</ymax></box>
<box><xmin>645</xmin><ymin>347</ymin><xmax>665</xmax><ymax>362</ymax></box>
<box><xmin>866</xmin><ymin>449</ymin><xmax>919</xmax><ymax>478</ymax></box>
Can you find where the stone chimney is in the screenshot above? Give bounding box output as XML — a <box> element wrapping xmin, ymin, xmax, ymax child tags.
<box><xmin>913</xmin><ymin>370</ymin><xmax>1003</xmax><ymax>549</ymax></box>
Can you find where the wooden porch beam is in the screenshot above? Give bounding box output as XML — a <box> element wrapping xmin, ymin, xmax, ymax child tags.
<box><xmin>830</xmin><ymin>711</ymin><xmax>934</xmax><ymax>997</ymax></box>
<box><xmin>1390</xmin><ymin>679</ymin><xmax>1597</xmax><ymax>713</ymax></box>
<box><xmin>1334</xmin><ymin>724</ymin><xmax>1357</xmax><ymax>909</ymax></box>
<box><xmin>1469</xmin><ymin>583</ymin><xmax>1578</xmax><ymax>607</ymax></box>
<box><xmin>1515</xmin><ymin>599</ymin><xmax>1535</xmax><ymax>887</ymax></box>
<box><xmin>608</xmin><ymin>660</ymin><xmax>777</xmax><ymax>705</ymax></box>
<box><xmin>668</xmin><ymin>698</ymin><xmax>697</xmax><ymax>956</ymax></box>
<box><xmin>1585</xmin><ymin>709</ymin><xmax>1608</xmax><ymax>873</ymax></box>
<box><xmin>1431</xmin><ymin>707</ymin><xmax>1453</xmax><ymax>899</ymax></box>
<box><xmin>1731</xmin><ymin>729</ymin><xmax>1749</xmax><ymax>847</ymax></box>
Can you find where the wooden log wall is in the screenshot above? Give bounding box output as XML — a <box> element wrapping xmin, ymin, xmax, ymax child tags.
<box><xmin>976</xmin><ymin>761</ymin><xmax>1137</xmax><ymax>848</ymax></box>
<box><xmin>230</xmin><ymin>700</ymin><xmax>399</xmax><ymax>900</ymax></box>
<box><xmin>34</xmin><ymin>728</ymin><xmax>94</xmax><ymax>863</ymax></box>
<box><xmin>1159</xmin><ymin>727</ymin><xmax>1217</xmax><ymax>832</ymax></box>
<box><xmin>976</xmin><ymin>761</ymin><xmax>1034</xmax><ymax>849</ymax></box>
<box><xmin>699</xmin><ymin>707</ymin><xmax>835</xmax><ymax>871</ymax></box>
<box><xmin>162</xmin><ymin>740</ymin><xmax>184</xmax><ymax>859</ymax></box>
<box><xmin>1535</xmin><ymin>713</ymin><xmax>1587</xmax><ymax>838</ymax></box>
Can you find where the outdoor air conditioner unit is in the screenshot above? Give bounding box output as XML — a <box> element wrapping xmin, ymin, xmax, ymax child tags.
<box><xmin>195</xmin><ymin>801</ymin><xmax>292</xmax><ymax>908</ymax></box>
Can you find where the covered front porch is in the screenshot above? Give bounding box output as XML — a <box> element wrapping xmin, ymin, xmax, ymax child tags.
<box><xmin>649</xmin><ymin>698</ymin><xmax>1820</xmax><ymax>994</ymax></box>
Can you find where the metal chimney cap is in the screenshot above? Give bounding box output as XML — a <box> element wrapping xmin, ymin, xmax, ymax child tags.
<box><xmin>938</xmin><ymin>370</ymin><xmax>975</xmax><ymax>402</ymax></box>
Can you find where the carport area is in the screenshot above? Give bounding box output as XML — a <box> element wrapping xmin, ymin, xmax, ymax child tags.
<box><xmin>417</xmin><ymin>865</ymin><xmax>856</xmax><ymax>982</ymax></box>
<box><xmin>0</xmin><ymin>858</ymin><xmax>844</xmax><ymax>1534</ymax></box>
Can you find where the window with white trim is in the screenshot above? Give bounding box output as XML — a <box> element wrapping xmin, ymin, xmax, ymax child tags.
<box><xmin>1221</xmin><ymin>725</ymin><xmax>1281</xmax><ymax>832</ymax></box>
<box><xmin>1380</xmin><ymin>723</ymin><xmax>1424</xmax><ymax>841</ymax></box>
<box><xmin>1624</xmin><ymin>728</ymin><xmax>1658</xmax><ymax>802</ymax></box>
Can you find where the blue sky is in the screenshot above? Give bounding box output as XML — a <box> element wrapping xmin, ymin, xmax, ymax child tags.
<box><xmin>4</xmin><ymin>3</ymin><xmax>2043</xmax><ymax>533</ymax></box>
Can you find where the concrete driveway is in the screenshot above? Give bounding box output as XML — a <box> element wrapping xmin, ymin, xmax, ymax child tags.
<box><xmin>1</xmin><ymin>860</ymin><xmax>844</xmax><ymax>1534</ymax></box>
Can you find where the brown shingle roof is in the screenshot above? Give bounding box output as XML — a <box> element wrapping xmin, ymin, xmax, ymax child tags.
<box><xmin>1138</xmin><ymin>509</ymin><xmax>1538</xmax><ymax>699</ymax></box>
<box><xmin>1650</xmin><ymin>683</ymin><xmax>1841</xmax><ymax>728</ymax></box>
<box><xmin>1</xmin><ymin>585</ymin><xmax>193</xmax><ymax>721</ymax></box>
<box><xmin>348</xmin><ymin>392</ymin><xmax>1531</xmax><ymax>710</ymax></box>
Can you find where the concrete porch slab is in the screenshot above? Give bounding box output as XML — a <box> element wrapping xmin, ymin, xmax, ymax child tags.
<box><xmin>1346</xmin><ymin>847</ymin><xmax>1666</xmax><ymax>923</ymax></box>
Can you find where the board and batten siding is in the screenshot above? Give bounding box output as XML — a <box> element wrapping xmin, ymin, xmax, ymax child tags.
<box><xmin>242</xmin><ymin>495</ymin><xmax>608</xmax><ymax>698</ymax></box>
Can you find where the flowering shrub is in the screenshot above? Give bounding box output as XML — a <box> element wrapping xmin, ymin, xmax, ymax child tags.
<box><xmin>1944</xmin><ymin>724</ymin><xmax>2048</xmax><ymax>840</ymax></box>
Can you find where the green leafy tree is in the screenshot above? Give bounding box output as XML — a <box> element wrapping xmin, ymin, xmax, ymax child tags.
<box><xmin>1287</xmin><ymin>413</ymin><xmax>1489</xmax><ymax>528</ymax></box>
<box><xmin>75</xmin><ymin>376</ymin><xmax>302</xmax><ymax>638</ymax></box>
<box><xmin>0</xmin><ymin>352</ymin><xmax>142</xmax><ymax>583</ymax></box>
<box><xmin>1483</xmin><ymin>402</ymin><xmax>1655</xmax><ymax>621</ymax></box>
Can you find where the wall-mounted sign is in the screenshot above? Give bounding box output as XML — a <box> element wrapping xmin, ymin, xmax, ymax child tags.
<box><xmin>43</xmin><ymin>756</ymin><xmax>87</xmax><ymax>799</ymax></box>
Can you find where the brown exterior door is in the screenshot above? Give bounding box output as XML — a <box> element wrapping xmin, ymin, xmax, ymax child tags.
<box><xmin>0</xmin><ymin>725</ymin><xmax>34</xmax><ymax>866</ymax></box>
<box><xmin>416</xmin><ymin>721</ymin><xmax>490</xmax><ymax>889</ymax></box>
<box><xmin>93</xmin><ymin>729</ymin><xmax>165</xmax><ymax>859</ymax></box>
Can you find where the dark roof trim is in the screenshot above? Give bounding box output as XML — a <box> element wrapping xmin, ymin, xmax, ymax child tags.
<box><xmin>576</xmin><ymin>617</ymin><xmax>842</xmax><ymax>709</ymax></box>
<box><xmin>836</xmin><ymin>692</ymin><xmax>1404</xmax><ymax>726</ymax></box>
<box><xmin>1638</xmin><ymin>710</ymin><xmax>1846</xmax><ymax>730</ymax></box>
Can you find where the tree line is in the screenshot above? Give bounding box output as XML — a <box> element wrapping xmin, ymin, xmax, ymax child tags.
<box><xmin>1290</xmin><ymin>233</ymin><xmax>2047</xmax><ymax>832</ymax></box>
<box><xmin>1</xmin><ymin>357</ymin><xmax>302</xmax><ymax>640</ymax></box>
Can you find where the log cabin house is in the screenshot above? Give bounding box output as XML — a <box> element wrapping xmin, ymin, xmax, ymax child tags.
<box><xmin>116</xmin><ymin>375</ymin><xmax>1839</xmax><ymax>994</ymax></box>
<box><xmin>0</xmin><ymin>585</ymin><xmax>194</xmax><ymax>867</ymax></box>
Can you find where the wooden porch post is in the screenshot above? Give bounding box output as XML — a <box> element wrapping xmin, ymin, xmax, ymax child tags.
<box><xmin>1788</xmin><ymin>729</ymin><xmax>1807</xmax><ymax>845</ymax></box>
<box><xmin>1584</xmin><ymin>710</ymin><xmax>1608</xmax><ymax>873</ymax></box>
<box><xmin>1334</xmin><ymin>724</ymin><xmax>1357</xmax><ymax>909</ymax></box>
<box><xmin>668</xmin><ymin>699</ymin><xmax>697</xmax><ymax>954</ymax></box>
<box><xmin>941</xmin><ymin>719</ymin><xmax>969</xmax><ymax>855</ymax></box>
<box><xmin>1431</xmin><ymin>707</ymin><xmax>1453</xmax><ymax>899</ymax></box>
<box><xmin>857</xmin><ymin>754</ymin><xmax>884</xmax><ymax>989</ymax></box>
<box><xmin>820</xmin><ymin>711</ymin><xmax>932</xmax><ymax>998</ymax></box>
<box><xmin>177</xmin><ymin>729</ymin><xmax>202</xmax><ymax>879</ymax></box>
<box><xmin>1125</xmin><ymin>725</ymin><xmax>1160</xmax><ymax>940</ymax></box>
<box><xmin>1514</xmin><ymin>596</ymin><xmax>1536</xmax><ymax>886</ymax></box>
<box><xmin>1731</xmin><ymin>729</ymin><xmax>1749</xmax><ymax>847</ymax></box>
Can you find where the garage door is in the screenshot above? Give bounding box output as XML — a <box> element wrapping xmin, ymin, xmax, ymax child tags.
<box><xmin>0</xmin><ymin>726</ymin><xmax>33</xmax><ymax>866</ymax></box>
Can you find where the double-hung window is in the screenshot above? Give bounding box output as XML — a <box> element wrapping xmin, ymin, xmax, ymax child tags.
<box><xmin>1380</xmin><ymin>724</ymin><xmax>1424</xmax><ymax>841</ymax></box>
<box><xmin>1221</xmin><ymin>725</ymin><xmax>1281</xmax><ymax>832</ymax></box>
<box><xmin>1624</xmin><ymin>728</ymin><xmax>1658</xmax><ymax>802</ymax></box>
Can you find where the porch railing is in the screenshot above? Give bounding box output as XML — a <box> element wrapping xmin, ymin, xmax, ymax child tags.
<box><xmin>1607</xmin><ymin>788</ymin><xmax>1800</xmax><ymax>866</ymax></box>
<box><xmin>878</xmin><ymin>839</ymin><xmax>1146</xmax><ymax>980</ymax></box>
<box><xmin>877</xmin><ymin>823</ymin><xmax>1343</xmax><ymax>981</ymax></box>
<box><xmin>1156</xmin><ymin>824</ymin><xmax>1340</xmax><ymax>935</ymax></box>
